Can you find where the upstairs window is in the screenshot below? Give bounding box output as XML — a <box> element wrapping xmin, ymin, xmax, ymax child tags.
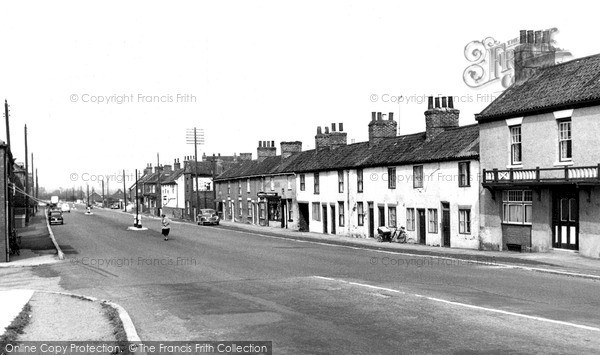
<box><xmin>510</xmin><ymin>125</ymin><xmax>522</xmax><ymax>165</ymax></box>
<box><xmin>300</xmin><ymin>174</ymin><xmax>306</xmax><ymax>191</ymax></box>
<box><xmin>388</xmin><ymin>167</ymin><xmax>396</xmax><ymax>189</ymax></box>
<box><xmin>558</xmin><ymin>120</ymin><xmax>572</xmax><ymax>162</ymax></box>
<box><xmin>413</xmin><ymin>165</ymin><xmax>423</xmax><ymax>188</ymax></box>
<box><xmin>314</xmin><ymin>173</ymin><xmax>320</xmax><ymax>194</ymax></box>
<box><xmin>357</xmin><ymin>169</ymin><xmax>364</xmax><ymax>193</ymax></box>
<box><xmin>338</xmin><ymin>170</ymin><xmax>344</xmax><ymax>193</ymax></box>
<box><xmin>458</xmin><ymin>162</ymin><xmax>470</xmax><ymax>187</ymax></box>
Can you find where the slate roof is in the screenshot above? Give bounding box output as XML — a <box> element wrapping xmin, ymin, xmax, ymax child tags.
<box><xmin>215</xmin><ymin>124</ymin><xmax>479</xmax><ymax>180</ymax></box>
<box><xmin>477</xmin><ymin>53</ymin><xmax>600</xmax><ymax>122</ymax></box>
<box><xmin>184</xmin><ymin>161</ymin><xmax>215</xmax><ymax>176</ymax></box>
<box><xmin>161</xmin><ymin>168</ymin><xmax>185</xmax><ymax>184</ymax></box>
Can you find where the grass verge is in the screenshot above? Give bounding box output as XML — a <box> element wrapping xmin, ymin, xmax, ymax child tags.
<box><xmin>0</xmin><ymin>303</ymin><xmax>32</xmax><ymax>343</ymax></box>
<box><xmin>101</xmin><ymin>302</ymin><xmax>132</xmax><ymax>355</ymax></box>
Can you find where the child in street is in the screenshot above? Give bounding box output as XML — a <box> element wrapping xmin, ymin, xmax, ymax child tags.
<box><xmin>161</xmin><ymin>214</ymin><xmax>171</xmax><ymax>240</ymax></box>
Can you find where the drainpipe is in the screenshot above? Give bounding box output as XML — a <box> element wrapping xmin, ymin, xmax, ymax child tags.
<box><xmin>346</xmin><ymin>169</ymin><xmax>350</xmax><ymax>234</ymax></box>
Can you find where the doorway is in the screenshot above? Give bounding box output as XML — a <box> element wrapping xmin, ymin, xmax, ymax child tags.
<box><xmin>330</xmin><ymin>204</ymin><xmax>336</xmax><ymax>234</ymax></box>
<box><xmin>417</xmin><ymin>208</ymin><xmax>426</xmax><ymax>244</ymax></box>
<box><xmin>322</xmin><ymin>204</ymin><xmax>328</xmax><ymax>234</ymax></box>
<box><xmin>442</xmin><ymin>202</ymin><xmax>450</xmax><ymax>247</ymax></box>
<box><xmin>298</xmin><ymin>203</ymin><xmax>309</xmax><ymax>232</ymax></box>
<box><xmin>378</xmin><ymin>205</ymin><xmax>385</xmax><ymax>227</ymax></box>
<box><xmin>368</xmin><ymin>202</ymin><xmax>375</xmax><ymax>238</ymax></box>
<box><xmin>552</xmin><ymin>189</ymin><xmax>579</xmax><ymax>250</ymax></box>
<box><xmin>281</xmin><ymin>201</ymin><xmax>287</xmax><ymax>228</ymax></box>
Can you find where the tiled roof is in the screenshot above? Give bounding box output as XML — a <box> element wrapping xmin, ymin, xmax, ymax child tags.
<box><xmin>477</xmin><ymin>54</ymin><xmax>600</xmax><ymax>121</ymax></box>
<box><xmin>215</xmin><ymin>124</ymin><xmax>479</xmax><ymax>180</ymax></box>
<box><xmin>184</xmin><ymin>161</ymin><xmax>214</xmax><ymax>176</ymax></box>
<box><xmin>161</xmin><ymin>168</ymin><xmax>185</xmax><ymax>184</ymax></box>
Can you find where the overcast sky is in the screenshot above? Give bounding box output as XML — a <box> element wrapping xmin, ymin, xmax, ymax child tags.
<box><xmin>0</xmin><ymin>1</ymin><xmax>597</xmax><ymax>192</ymax></box>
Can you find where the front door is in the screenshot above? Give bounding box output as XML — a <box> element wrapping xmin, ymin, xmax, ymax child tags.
<box><xmin>417</xmin><ymin>209</ymin><xmax>426</xmax><ymax>244</ymax></box>
<box><xmin>281</xmin><ymin>200</ymin><xmax>286</xmax><ymax>228</ymax></box>
<box><xmin>322</xmin><ymin>205</ymin><xmax>328</xmax><ymax>234</ymax></box>
<box><xmin>368</xmin><ymin>202</ymin><xmax>374</xmax><ymax>238</ymax></box>
<box><xmin>330</xmin><ymin>205</ymin><xmax>336</xmax><ymax>234</ymax></box>
<box><xmin>442</xmin><ymin>202</ymin><xmax>451</xmax><ymax>247</ymax></box>
<box><xmin>298</xmin><ymin>203</ymin><xmax>309</xmax><ymax>232</ymax></box>
<box><xmin>378</xmin><ymin>206</ymin><xmax>385</xmax><ymax>227</ymax></box>
<box><xmin>552</xmin><ymin>189</ymin><xmax>579</xmax><ymax>250</ymax></box>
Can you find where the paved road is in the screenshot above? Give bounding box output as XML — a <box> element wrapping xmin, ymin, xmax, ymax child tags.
<box><xmin>4</xmin><ymin>207</ymin><xmax>600</xmax><ymax>354</ymax></box>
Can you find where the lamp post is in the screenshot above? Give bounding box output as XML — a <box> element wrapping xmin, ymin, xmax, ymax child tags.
<box><xmin>186</xmin><ymin>128</ymin><xmax>204</xmax><ymax>221</ymax></box>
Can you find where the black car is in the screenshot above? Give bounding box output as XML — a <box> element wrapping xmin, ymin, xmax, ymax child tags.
<box><xmin>197</xmin><ymin>209</ymin><xmax>220</xmax><ymax>225</ymax></box>
<box><xmin>49</xmin><ymin>211</ymin><xmax>64</xmax><ymax>225</ymax></box>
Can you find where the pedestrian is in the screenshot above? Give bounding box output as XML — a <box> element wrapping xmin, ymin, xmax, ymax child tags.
<box><xmin>161</xmin><ymin>214</ymin><xmax>171</xmax><ymax>240</ymax></box>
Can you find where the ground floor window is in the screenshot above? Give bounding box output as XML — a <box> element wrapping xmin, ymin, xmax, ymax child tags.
<box><xmin>239</xmin><ymin>200</ymin><xmax>243</xmax><ymax>217</ymax></box>
<box><xmin>428</xmin><ymin>208</ymin><xmax>438</xmax><ymax>233</ymax></box>
<box><xmin>459</xmin><ymin>209</ymin><xmax>471</xmax><ymax>234</ymax></box>
<box><xmin>502</xmin><ymin>190</ymin><xmax>532</xmax><ymax>224</ymax></box>
<box><xmin>312</xmin><ymin>202</ymin><xmax>321</xmax><ymax>221</ymax></box>
<box><xmin>259</xmin><ymin>202</ymin><xmax>266</xmax><ymax>219</ymax></box>
<box><xmin>357</xmin><ymin>202</ymin><xmax>364</xmax><ymax>226</ymax></box>
<box><xmin>268</xmin><ymin>200</ymin><xmax>280</xmax><ymax>221</ymax></box>
<box><xmin>247</xmin><ymin>200</ymin><xmax>252</xmax><ymax>217</ymax></box>
<box><xmin>338</xmin><ymin>202</ymin><xmax>345</xmax><ymax>227</ymax></box>
<box><xmin>406</xmin><ymin>208</ymin><xmax>415</xmax><ymax>231</ymax></box>
<box><xmin>388</xmin><ymin>206</ymin><xmax>397</xmax><ymax>228</ymax></box>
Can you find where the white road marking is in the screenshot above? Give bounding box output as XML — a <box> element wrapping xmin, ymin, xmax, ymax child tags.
<box><xmin>313</xmin><ymin>276</ymin><xmax>600</xmax><ymax>332</ymax></box>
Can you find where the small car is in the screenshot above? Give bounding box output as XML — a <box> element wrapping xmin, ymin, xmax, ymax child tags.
<box><xmin>49</xmin><ymin>211</ymin><xmax>64</xmax><ymax>225</ymax></box>
<box><xmin>197</xmin><ymin>209</ymin><xmax>220</xmax><ymax>225</ymax></box>
<box><xmin>61</xmin><ymin>203</ymin><xmax>71</xmax><ymax>213</ymax></box>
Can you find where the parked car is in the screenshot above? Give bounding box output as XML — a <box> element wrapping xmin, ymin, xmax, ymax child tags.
<box><xmin>197</xmin><ymin>209</ymin><xmax>220</xmax><ymax>225</ymax></box>
<box><xmin>61</xmin><ymin>203</ymin><xmax>71</xmax><ymax>213</ymax></box>
<box><xmin>49</xmin><ymin>211</ymin><xmax>64</xmax><ymax>225</ymax></box>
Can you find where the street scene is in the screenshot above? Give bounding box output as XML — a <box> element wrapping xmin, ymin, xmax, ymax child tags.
<box><xmin>1</xmin><ymin>1</ymin><xmax>600</xmax><ymax>354</ymax></box>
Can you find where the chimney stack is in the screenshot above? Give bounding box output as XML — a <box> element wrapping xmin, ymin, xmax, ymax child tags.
<box><xmin>424</xmin><ymin>95</ymin><xmax>460</xmax><ymax>141</ymax></box>
<box><xmin>163</xmin><ymin>164</ymin><xmax>172</xmax><ymax>173</ymax></box>
<box><xmin>174</xmin><ymin>158</ymin><xmax>181</xmax><ymax>170</ymax></box>
<box><xmin>281</xmin><ymin>141</ymin><xmax>302</xmax><ymax>159</ymax></box>
<box><xmin>332</xmin><ymin>123</ymin><xmax>336</xmax><ymax>132</ymax></box>
<box><xmin>339</xmin><ymin>122</ymin><xmax>344</xmax><ymax>131</ymax></box>
<box><xmin>315</xmin><ymin>123</ymin><xmax>347</xmax><ymax>150</ymax></box>
<box><xmin>257</xmin><ymin>139</ymin><xmax>276</xmax><ymax>162</ymax></box>
<box><xmin>514</xmin><ymin>29</ymin><xmax>561</xmax><ymax>85</ymax></box>
<box><xmin>371</xmin><ymin>112</ymin><xmax>376</xmax><ymax>121</ymax></box>
<box><xmin>368</xmin><ymin>111</ymin><xmax>397</xmax><ymax>145</ymax></box>
<box><xmin>144</xmin><ymin>163</ymin><xmax>153</xmax><ymax>176</ymax></box>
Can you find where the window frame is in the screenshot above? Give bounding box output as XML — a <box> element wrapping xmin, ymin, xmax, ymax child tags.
<box><xmin>312</xmin><ymin>202</ymin><xmax>321</xmax><ymax>221</ymax></box>
<box><xmin>428</xmin><ymin>208</ymin><xmax>438</xmax><ymax>233</ymax></box>
<box><xmin>406</xmin><ymin>208</ymin><xmax>415</xmax><ymax>231</ymax></box>
<box><xmin>459</xmin><ymin>209</ymin><xmax>471</xmax><ymax>234</ymax></box>
<box><xmin>357</xmin><ymin>169</ymin><xmax>364</xmax><ymax>193</ymax></box>
<box><xmin>314</xmin><ymin>172</ymin><xmax>320</xmax><ymax>195</ymax></box>
<box><xmin>357</xmin><ymin>202</ymin><xmax>364</xmax><ymax>226</ymax></box>
<box><xmin>338</xmin><ymin>201</ymin><xmax>345</xmax><ymax>227</ymax></box>
<box><xmin>510</xmin><ymin>125</ymin><xmax>522</xmax><ymax>165</ymax></box>
<box><xmin>502</xmin><ymin>190</ymin><xmax>533</xmax><ymax>225</ymax></box>
<box><xmin>388</xmin><ymin>167</ymin><xmax>396</xmax><ymax>189</ymax></box>
<box><xmin>558</xmin><ymin>119</ymin><xmax>572</xmax><ymax>162</ymax></box>
<box><xmin>388</xmin><ymin>206</ymin><xmax>397</xmax><ymax>228</ymax></box>
<box><xmin>413</xmin><ymin>165</ymin><xmax>424</xmax><ymax>189</ymax></box>
<box><xmin>338</xmin><ymin>170</ymin><xmax>344</xmax><ymax>193</ymax></box>
<box><xmin>458</xmin><ymin>162</ymin><xmax>471</xmax><ymax>187</ymax></box>
<box><xmin>299</xmin><ymin>174</ymin><xmax>306</xmax><ymax>191</ymax></box>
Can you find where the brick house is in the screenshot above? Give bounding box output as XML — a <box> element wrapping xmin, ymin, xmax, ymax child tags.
<box><xmin>477</xmin><ymin>31</ymin><xmax>600</xmax><ymax>257</ymax></box>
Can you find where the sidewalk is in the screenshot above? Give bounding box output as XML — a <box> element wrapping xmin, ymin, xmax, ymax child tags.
<box><xmin>215</xmin><ymin>220</ymin><xmax>600</xmax><ymax>279</ymax></box>
<box><xmin>1</xmin><ymin>212</ymin><xmax>61</xmax><ymax>267</ymax></box>
<box><xmin>0</xmin><ymin>289</ymin><xmax>139</xmax><ymax>343</ymax></box>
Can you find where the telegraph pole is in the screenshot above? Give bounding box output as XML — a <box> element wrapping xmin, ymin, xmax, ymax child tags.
<box><xmin>24</xmin><ymin>125</ymin><xmax>29</xmax><ymax>224</ymax></box>
<box><xmin>134</xmin><ymin>169</ymin><xmax>140</xmax><ymax>227</ymax></box>
<box><xmin>4</xmin><ymin>100</ymin><xmax>10</xmax><ymax>150</ymax></box>
<box><xmin>156</xmin><ymin>153</ymin><xmax>161</xmax><ymax>216</ymax></box>
<box><xmin>101</xmin><ymin>180</ymin><xmax>105</xmax><ymax>207</ymax></box>
<box><xmin>186</xmin><ymin>128</ymin><xmax>204</xmax><ymax>221</ymax></box>
<box><xmin>31</xmin><ymin>153</ymin><xmax>35</xmax><ymax>213</ymax></box>
<box><xmin>123</xmin><ymin>169</ymin><xmax>127</xmax><ymax>211</ymax></box>
<box><xmin>86</xmin><ymin>185</ymin><xmax>90</xmax><ymax>206</ymax></box>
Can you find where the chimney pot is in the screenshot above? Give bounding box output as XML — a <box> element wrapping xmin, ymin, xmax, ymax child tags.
<box><xmin>434</xmin><ymin>97</ymin><xmax>440</xmax><ymax>108</ymax></box>
<box><xmin>542</xmin><ymin>30</ymin><xmax>550</xmax><ymax>44</ymax></box>
<box><xmin>442</xmin><ymin>97</ymin><xmax>447</xmax><ymax>108</ymax></box>
<box><xmin>448</xmin><ymin>96</ymin><xmax>454</xmax><ymax>109</ymax></box>
<box><xmin>332</xmin><ymin>123</ymin><xmax>336</xmax><ymax>132</ymax></box>
<box><xmin>520</xmin><ymin>30</ymin><xmax>527</xmax><ymax>44</ymax></box>
<box><xmin>371</xmin><ymin>112</ymin><xmax>376</xmax><ymax>121</ymax></box>
<box><xmin>339</xmin><ymin>122</ymin><xmax>344</xmax><ymax>131</ymax></box>
<box><xmin>377</xmin><ymin>112</ymin><xmax>382</xmax><ymax>120</ymax></box>
<box><xmin>388</xmin><ymin>112</ymin><xmax>394</xmax><ymax>120</ymax></box>
<box><xmin>317</xmin><ymin>126</ymin><xmax>322</xmax><ymax>134</ymax></box>
<box><xmin>428</xmin><ymin>96</ymin><xmax>433</xmax><ymax>109</ymax></box>
<box><xmin>535</xmin><ymin>30</ymin><xmax>542</xmax><ymax>44</ymax></box>
<box><xmin>271</xmin><ymin>140</ymin><xmax>274</xmax><ymax>147</ymax></box>
<box><xmin>325</xmin><ymin>126</ymin><xmax>330</xmax><ymax>134</ymax></box>
<box><xmin>258</xmin><ymin>141</ymin><xmax>262</xmax><ymax>148</ymax></box>
<box><xmin>527</xmin><ymin>30</ymin><xmax>534</xmax><ymax>44</ymax></box>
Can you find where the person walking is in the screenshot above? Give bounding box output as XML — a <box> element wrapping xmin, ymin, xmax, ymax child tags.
<box><xmin>161</xmin><ymin>214</ymin><xmax>171</xmax><ymax>240</ymax></box>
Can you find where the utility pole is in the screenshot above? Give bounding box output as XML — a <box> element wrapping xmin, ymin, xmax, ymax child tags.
<box><xmin>101</xmin><ymin>180</ymin><xmax>105</xmax><ymax>208</ymax></box>
<box><xmin>186</xmin><ymin>128</ymin><xmax>204</xmax><ymax>221</ymax></box>
<box><xmin>123</xmin><ymin>169</ymin><xmax>127</xmax><ymax>211</ymax></box>
<box><xmin>4</xmin><ymin>100</ymin><xmax>10</xmax><ymax>150</ymax></box>
<box><xmin>86</xmin><ymin>185</ymin><xmax>90</xmax><ymax>207</ymax></box>
<box><xmin>31</xmin><ymin>153</ymin><xmax>35</xmax><ymax>213</ymax></box>
<box><xmin>24</xmin><ymin>125</ymin><xmax>29</xmax><ymax>224</ymax></box>
<box><xmin>36</xmin><ymin>169</ymin><xmax>39</xmax><ymax>200</ymax></box>
<box><xmin>156</xmin><ymin>153</ymin><xmax>161</xmax><ymax>216</ymax></box>
<box><xmin>134</xmin><ymin>169</ymin><xmax>140</xmax><ymax>227</ymax></box>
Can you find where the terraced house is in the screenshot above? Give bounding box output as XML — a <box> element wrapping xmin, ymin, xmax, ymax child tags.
<box><xmin>478</xmin><ymin>33</ymin><xmax>600</xmax><ymax>258</ymax></box>
<box><xmin>215</xmin><ymin>98</ymin><xmax>481</xmax><ymax>249</ymax></box>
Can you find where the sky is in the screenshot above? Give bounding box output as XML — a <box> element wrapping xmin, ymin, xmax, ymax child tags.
<box><xmin>0</xmin><ymin>0</ymin><xmax>597</xmax><ymax>192</ymax></box>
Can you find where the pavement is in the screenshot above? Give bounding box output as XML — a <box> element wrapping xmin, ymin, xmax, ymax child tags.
<box><xmin>0</xmin><ymin>209</ymin><xmax>140</xmax><ymax>344</ymax></box>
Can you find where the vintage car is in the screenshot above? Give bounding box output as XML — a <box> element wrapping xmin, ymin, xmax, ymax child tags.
<box><xmin>197</xmin><ymin>209</ymin><xmax>220</xmax><ymax>225</ymax></box>
<box><xmin>49</xmin><ymin>210</ymin><xmax>64</xmax><ymax>225</ymax></box>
